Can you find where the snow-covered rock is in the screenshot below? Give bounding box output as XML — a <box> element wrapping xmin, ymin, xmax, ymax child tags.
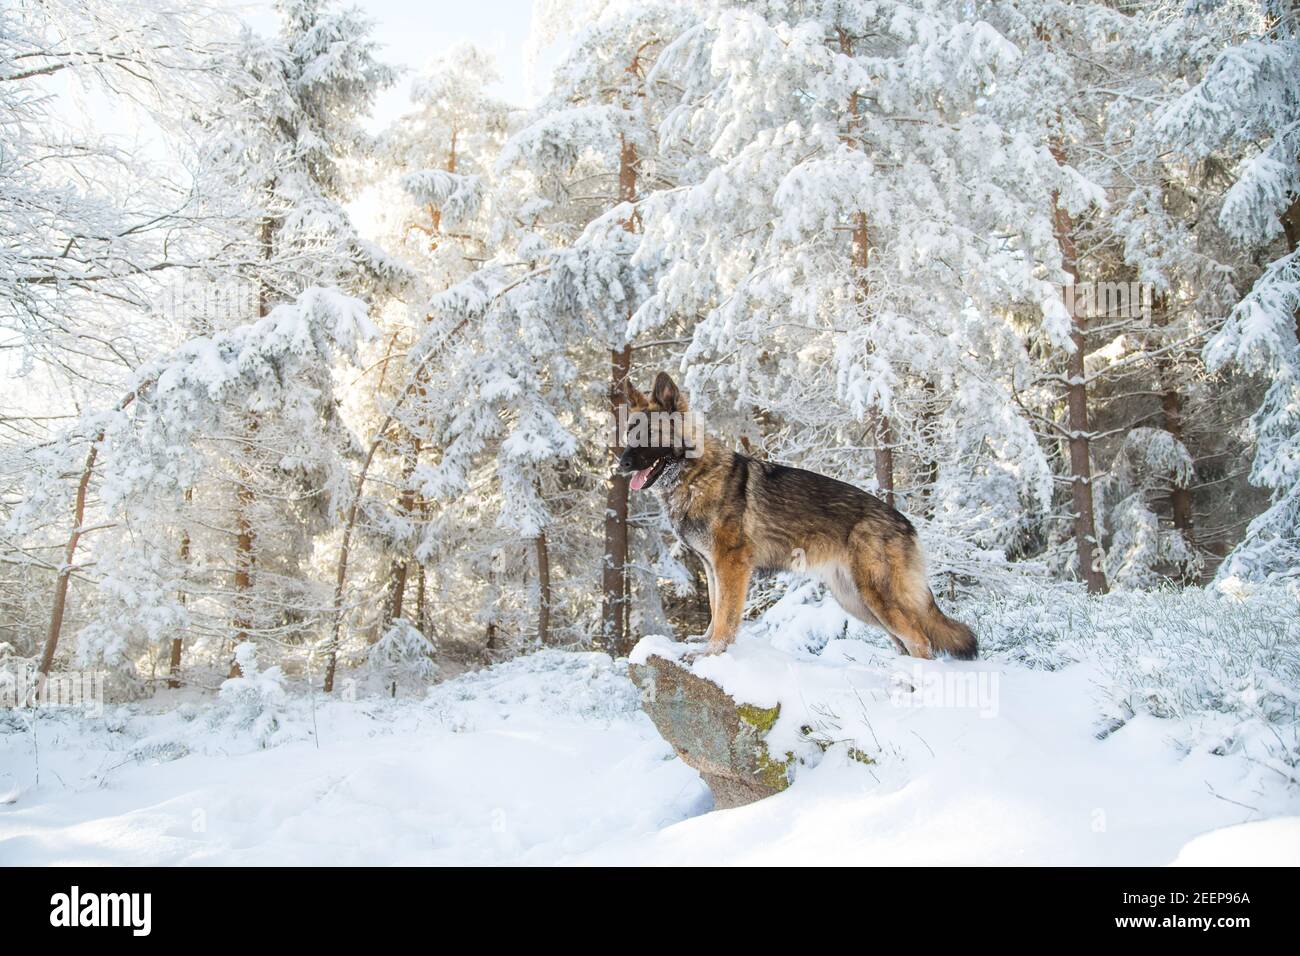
<box><xmin>629</xmin><ymin>652</ymin><xmax>796</xmax><ymax>808</ymax></box>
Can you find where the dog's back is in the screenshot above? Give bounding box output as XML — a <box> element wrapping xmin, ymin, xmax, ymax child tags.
<box><xmin>737</xmin><ymin>454</ymin><xmax>978</xmax><ymax>660</ymax></box>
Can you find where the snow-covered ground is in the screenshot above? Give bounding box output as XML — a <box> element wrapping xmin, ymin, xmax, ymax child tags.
<box><xmin>2</xmin><ymin>583</ymin><xmax>1298</xmax><ymax>865</ymax></box>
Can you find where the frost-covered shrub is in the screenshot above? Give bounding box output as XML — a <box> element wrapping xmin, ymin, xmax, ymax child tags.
<box><xmin>744</xmin><ymin>578</ymin><xmax>1299</xmax><ymax>777</ymax></box>
<box><xmin>368</xmin><ymin>618</ymin><xmax>438</xmax><ymax>695</ymax></box>
<box><xmin>1100</xmin><ymin>428</ymin><xmax>1201</xmax><ymax>588</ymax></box>
<box><xmin>957</xmin><ymin>583</ymin><xmax>1300</xmax><ymax>774</ymax></box>
<box><xmin>217</xmin><ymin>643</ymin><xmax>288</xmax><ymax>748</ymax></box>
<box><xmin>424</xmin><ymin>649</ymin><xmax>640</xmax><ymax>728</ymax></box>
<box><xmin>747</xmin><ymin>577</ymin><xmax>857</xmax><ymax>657</ymax></box>
<box><xmin>1217</xmin><ymin>487</ymin><xmax>1300</xmax><ymax>585</ymax></box>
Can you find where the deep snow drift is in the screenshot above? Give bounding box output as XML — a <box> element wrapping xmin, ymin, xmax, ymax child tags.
<box><xmin>1</xmin><ymin>583</ymin><xmax>1298</xmax><ymax>865</ymax></box>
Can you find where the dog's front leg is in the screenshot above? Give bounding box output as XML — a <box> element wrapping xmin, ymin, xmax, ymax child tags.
<box><xmin>693</xmin><ymin>559</ymin><xmax>717</xmax><ymax>644</ymax></box>
<box><xmin>690</xmin><ymin>546</ymin><xmax>751</xmax><ymax>657</ymax></box>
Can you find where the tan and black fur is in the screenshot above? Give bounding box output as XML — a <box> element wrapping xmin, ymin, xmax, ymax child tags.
<box><xmin>618</xmin><ymin>372</ymin><xmax>976</xmax><ymax>659</ymax></box>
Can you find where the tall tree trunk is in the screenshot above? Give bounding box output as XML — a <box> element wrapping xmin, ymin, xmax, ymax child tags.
<box><xmin>601</xmin><ymin>131</ymin><xmax>637</xmax><ymax>656</ymax></box>
<box><xmin>37</xmin><ymin>390</ymin><xmax>138</xmax><ymax>689</ymax></box>
<box><xmin>230</xmin><ymin>210</ymin><xmax>275</xmax><ymax>677</ymax></box>
<box><xmin>1153</xmin><ymin>296</ymin><xmax>1194</xmax><ymax>541</ymax></box>
<box><xmin>839</xmin><ymin>31</ymin><xmax>895</xmax><ymax>508</ymax></box>
<box><xmin>920</xmin><ymin>381</ymin><xmax>941</xmax><ymax>517</ymax></box>
<box><xmin>1283</xmin><ymin>194</ymin><xmax>1300</xmax><ymax>339</ymax></box>
<box><xmin>230</xmin><ymin>417</ymin><xmax>258</xmax><ymax>677</ymax></box>
<box><xmin>850</xmin><ymin>210</ymin><xmax>895</xmax><ymax>508</ymax></box>
<box><xmin>382</xmin><ymin>437</ymin><xmax>421</xmax><ymax>632</ymax></box>
<box><xmin>416</xmin><ymin>499</ymin><xmax>429</xmax><ymax>634</ymax></box>
<box><xmin>602</xmin><ymin>342</ymin><xmax>632</xmax><ymax>654</ymax></box>
<box><xmin>385</xmin><ymin>566</ymin><xmax>409</xmax><ymax>630</ymax></box>
<box><xmin>168</xmin><ymin>488</ymin><xmax>192</xmax><ymax>689</ymax></box>
<box><xmin>484</xmin><ymin>568</ymin><xmax>498</xmax><ymax>655</ymax></box>
<box><xmin>535</xmin><ymin>532</ymin><xmax>551</xmax><ymax>645</ymax></box>
<box><xmin>1051</xmin><ymin>147</ymin><xmax>1108</xmax><ymax>594</ymax></box>
<box><xmin>1160</xmin><ymin>385</ymin><xmax>1195</xmax><ymax>538</ymax></box>
<box><xmin>873</xmin><ymin>414</ymin><xmax>895</xmax><ymax>509</ymax></box>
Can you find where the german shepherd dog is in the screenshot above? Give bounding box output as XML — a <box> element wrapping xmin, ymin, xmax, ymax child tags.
<box><xmin>617</xmin><ymin>372</ymin><xmax>977</xmax><ymax>660</ymax></box>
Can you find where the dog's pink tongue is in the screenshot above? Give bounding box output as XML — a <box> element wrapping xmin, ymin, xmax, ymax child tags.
<box><xmin>630</xmin><ymin>466</ymin><xmax>653</xmax><ymax>491</ymax></box>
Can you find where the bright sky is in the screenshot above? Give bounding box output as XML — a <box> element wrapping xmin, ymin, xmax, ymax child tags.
<box><xmin>2</xmin><ymin>2</ymin><xmax>553</xmax><ymax>414</ymax></box>
<box><xmin>234</xmin><ymin>0</ymin><xmax>556</xmax><ymax>235</ymax></box>
<box><xmin>232</xmin><ymin>0</ymin><xmax>547</xmax><ymax>120</ymax></box>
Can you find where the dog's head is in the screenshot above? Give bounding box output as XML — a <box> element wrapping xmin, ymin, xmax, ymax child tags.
<box><xmin>617</xmin><ymin>371</ymin><xmax>692</xmax><ymax>492</ymax></box>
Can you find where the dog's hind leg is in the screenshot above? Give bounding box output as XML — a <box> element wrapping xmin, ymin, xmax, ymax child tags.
<box><xmin>856</xmin><ymin>585</ymin><xmax>934</xmax><ymax>659</ymax></box>
<box><xmin>846</xmin><ymin>538</ymin><xmax>936</xmax><ymax>659</ymax></box>
<box><xmin>847</xmin><ymin>536</ymin><xmax>977</xmax><ymax>660</ymax></box>
<box><xmin>823</xmin><ymin>563</ymin><xmax>907</xmax><ymax>655</ymax></box>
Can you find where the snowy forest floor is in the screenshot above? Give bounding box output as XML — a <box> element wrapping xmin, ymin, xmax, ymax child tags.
<box><xmin>2</xmin><ymin>583</ymin><xmax>1299</xmax><ymax>865</ymax></box>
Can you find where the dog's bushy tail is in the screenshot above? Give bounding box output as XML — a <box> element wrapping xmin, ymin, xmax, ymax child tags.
<box><xmin>923</xmin><ymin>601</ymin><xmax>978</xmax><ymax>660</ymax></box>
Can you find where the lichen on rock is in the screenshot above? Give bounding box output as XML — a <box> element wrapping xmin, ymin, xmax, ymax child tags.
<box><xmin>628</xmin><ymin>654</ymin><xmax>796</xmax><ymax>808</ymax></box>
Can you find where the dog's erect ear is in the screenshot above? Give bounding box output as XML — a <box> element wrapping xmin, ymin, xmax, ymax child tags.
<box><xmin>625</xmin><ymin>379</ymin><xmax>647</xmax><ymax>407</ymax></box>
<box><xmin>652</xmin><ymin>371</ymin><xmax>686</xmax><ymax>412</ymax></box>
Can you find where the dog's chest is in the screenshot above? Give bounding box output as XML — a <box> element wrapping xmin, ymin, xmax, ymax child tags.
<box><xmin>661</xmin><ymin>484</ymin><xmax>711</xmax><ymax>556</ymax></box>
<box><xmin>674</xmin><ymin>513</ymin><xmax>711</xmax><ymax>556</ymax></box>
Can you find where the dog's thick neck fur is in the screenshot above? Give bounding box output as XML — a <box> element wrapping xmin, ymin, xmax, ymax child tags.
<box><xmin>653</xmin><ymin>431</ymin><xmax>735</xmax><ymax>520</ymax></box>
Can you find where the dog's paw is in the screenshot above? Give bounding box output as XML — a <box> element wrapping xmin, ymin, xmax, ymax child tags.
<box><xmin>682</xmin><ymin>640</ymin><xmax>729</xmax><ymax>660</ymax></box>
<box><xmin>683</xmin><ymin>632</ymin><xmax>712</xmax><ymax>645</ymax></box>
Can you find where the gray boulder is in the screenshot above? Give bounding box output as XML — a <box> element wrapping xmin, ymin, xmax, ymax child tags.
<box><xmin>628</xmin><ymin>654</ymin><xmax>795</xmax><ymax>809</ymax></box>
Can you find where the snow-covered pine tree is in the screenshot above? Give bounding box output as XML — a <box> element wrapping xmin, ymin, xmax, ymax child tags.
<box><xmin>1157</xmin><ymin>0</ymin><xmax>1300</xmax><ymax>582</ymax></box>
<box><xmin>368</xmin><ymin>617</ymin><xmax>438</xmax><ymax>696</ymax></box>
<box><xmin>966</xmin><ymin>0</ymin><xmax>1157</xmax><ymax>594</ymax></box>
<box><xmin>1075</xmin><ymin>0</ymin><xmax>1253</xmax><ymax>586</ymax></box>
<box><xmin>964</xmin><ymin>2</ymin><xmax>1222</xmax><ymax>588</ymax></box>
<box><xmin>18</xmin><ymin>287</ymin><xmax>374</xmax><ymax>689</ymax></box>
<box><xmin>317</xmin><ymin>42</ymin><xmax>602</xmax><ymax>686</ymax></box>
<box><xmin>395</xmin><ymin>111</ymin><xmax>591</xmax><ymax>656</ymax></box>
<box><xmin>182</xmin><ymin>0</ymin><xmax>402</xmax><ymax>676</ymax></box>
<box><xmin>519</xmin><ymin>1</ymin><xmax>698</xmax><ymax>655</ymax></box>
<box><xmin>361</xmin><ymin>44</ymin><xmax>510</xmax><ymax>646</ymax></box>
<box><xmin>0</xmin><ymin>0</ymin><xmax>234</xmax><ymax>676</ymax></box>
<box><xmin>633</xmin><ymin>0</ymin><xmax>1061</xmax><ymax>590</ymax></box>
